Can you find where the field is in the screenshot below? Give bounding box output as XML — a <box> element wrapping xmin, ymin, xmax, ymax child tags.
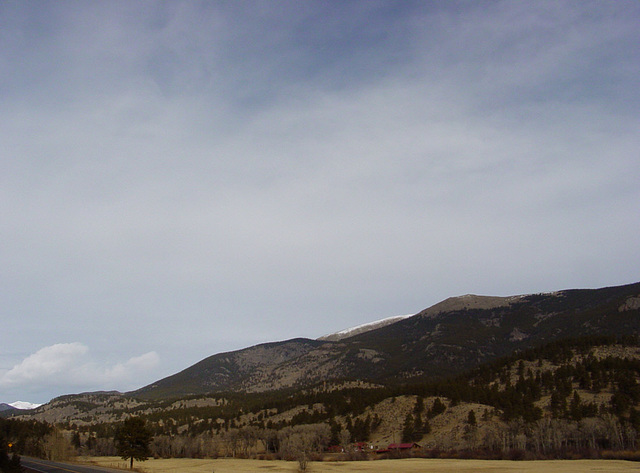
<box><xmin>81</xmin><ymin>456</ymin><xmax>639</xmax><ymax>473</ymax></box>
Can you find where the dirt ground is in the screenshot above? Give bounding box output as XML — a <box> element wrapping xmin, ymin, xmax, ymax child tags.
<box><xmin>81</xmin><ymin>456</ymin><xmax>639</xmax><ymax>473</ymax></box>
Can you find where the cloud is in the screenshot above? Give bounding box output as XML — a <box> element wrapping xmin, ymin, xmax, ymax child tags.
<box><xmin>0</xmin><ymin>343</ymin><xmax>160</xmax><ymax>396</ymax></box>
<box><xmin>0</xmin><ymin>343</ymin><xmax>88</xmax><ymax>386</ymax></box>
<box><xmin>104</xmin><ymin>352</ymin><xmax>161</xmax><ymax>382</ymax></box>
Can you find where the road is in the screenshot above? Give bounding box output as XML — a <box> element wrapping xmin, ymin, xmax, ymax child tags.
<box><xmin>20</xmin><ymin>457</ymin><xmax>125</xmax><ymax>473</ymax></box>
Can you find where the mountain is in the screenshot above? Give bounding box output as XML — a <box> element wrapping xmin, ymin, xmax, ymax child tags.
<box><xmin>132</xmin><ymin>281</ymin><xmax>640</xmax><ymax>400</ymax></box>
<box><xmin>0</xmin><ymin>403</ymin><xmax>16</xmax><ymax>413</ymax></box>
<box><xmin>0</xmin><ymin>401</ymin><xmax>42</xmax><ymax>418</ymax></box>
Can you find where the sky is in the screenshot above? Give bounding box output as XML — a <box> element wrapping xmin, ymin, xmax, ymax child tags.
<box><xmin>1</xmin><ymin>1</ymin><xmax>639</xmax><ymax>404</ymax></box>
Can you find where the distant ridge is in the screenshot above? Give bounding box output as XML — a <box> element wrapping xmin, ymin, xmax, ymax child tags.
<box><xmin>0</xmin><ymin>401</ymin><xmax>41</xmax><ymax>417</ymax></box>
<box><xmin>0</xmin><ymin>403</ymin><xmax>19</xmax><ymax>417</ymax></box>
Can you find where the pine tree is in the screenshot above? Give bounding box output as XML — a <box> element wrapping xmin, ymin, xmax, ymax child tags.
<box><xmin>467</xmin><ymin>409</ymin><xmax>477</xmax><ymax>426</ymax></box>
<box><xmin>429</xmin><ymin>398</ymin><xmax>446</xmax><ymax>418</ymax></box>
<box><xmin>114</xmin><ymin>417</ymin><xmax>152</xmax><ymax>470</ymax></box>
<box><xmin>401</xmin><ymin>413</ymin><xmax>415</xmax><ymax>443</ymax></box>
<box><xmin>569</xmin><ymin>390</ymin><xmax>583</xmax><ymax>421</ymax></box>
<box><xmin>329</xmin><ymin>420</ymin><xmax>341</xmax><ymax>446</ymax></box>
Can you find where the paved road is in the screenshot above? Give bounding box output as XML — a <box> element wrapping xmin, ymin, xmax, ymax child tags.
<box><xmin>20</xmin><ymin>457</ymin><xmax>125</xmax><ymax>473</ymax></box>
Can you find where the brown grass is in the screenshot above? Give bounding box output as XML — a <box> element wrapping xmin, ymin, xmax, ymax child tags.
<box><xmin>80</xmin><ymin>456</ymin><xmax>639</xmax><ymax>473</ymax></box>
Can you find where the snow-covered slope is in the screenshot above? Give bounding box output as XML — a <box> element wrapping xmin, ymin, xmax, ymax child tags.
<box><xmin>318</xmin><ymin>314</ymin><xmax>412</xmax><ymax>342</ymax></box>
<box><xmin>9</xmin><ymin>401</ymin><xmax>42</xmax><ymax>410</ymax></box>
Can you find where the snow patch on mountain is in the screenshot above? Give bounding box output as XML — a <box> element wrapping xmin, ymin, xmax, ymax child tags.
<box><xmin>318</xmin><ymin>314</ymin><xmax>412</xmax><ymax>342</ymax></box>
<box><xmin>9</xmin><ymin>401</ymin><xmax>42</xmax><ymax>410</ymax></box>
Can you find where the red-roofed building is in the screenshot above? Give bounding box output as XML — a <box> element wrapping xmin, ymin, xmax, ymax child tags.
<box><xmin>377</xmin><ymin>442</ymin><xmax>421</xmax><ymax>453</ymax></box>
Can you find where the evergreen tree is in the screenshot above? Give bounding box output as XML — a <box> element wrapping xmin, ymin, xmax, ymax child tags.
<box><xmin>401</xmin><ymin>413</ymin><xmax>415</xmax><ymax>443</ymax></box>
<box><xmin>413</xmin><ymin>412</ymin><xmax>423</xmax><ymax>437</ymax></box>
<box><xmin>569</xmin><ymin>390</ymin><xmax>583</xmax><ymax>421</ymax></box>
<box><xmin>467</xmin><ymin>409</ymin><xmax>477</xmax><ymax>426</ymax></box>
<box><xmin>429</xmin><ymin>398</ymin><xmax>446</xmax><ymax>418</ymax></box>
<box><xmin>329</xmin><ymin>420</ymin><xmax>341</xmax><ymax>446</ymax></box>
<box><xmin>114</xmin><ymin>417</ymin><xmax>152</xmax><ymax>470</ymax></box>
<box><xmin>414</xmin><ymin>397</ymin><xmax>424</xmax><ymax>416</ymax></box>
<box><xmin>412</xmin><ymin>397</ymin><xmax>425</xmax><ymax>438</ymax></box>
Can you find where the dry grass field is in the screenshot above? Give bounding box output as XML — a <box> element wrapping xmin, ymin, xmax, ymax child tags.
<box><xmin>81</xmin><ymin>456</ymin><xmax>638</xmax><ymax>473</ymax></box>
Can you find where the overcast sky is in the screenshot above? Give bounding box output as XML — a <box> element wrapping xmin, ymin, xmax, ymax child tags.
<box><xmin>1</xmin><ymin>1</ymin><xmax>639</xmax><ymax>404</ymax></box>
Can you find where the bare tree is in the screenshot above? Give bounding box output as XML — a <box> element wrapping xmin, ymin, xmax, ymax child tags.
<box><xmin>257</xmin><ymin>428</ymin><xmax>279</xmax><ymax>455</ymax></box>
<box><xmin>223</xmin><ymin>429</ymin><xmax>241</xmax><ymax>458</ymax></box>
<box><xmin>579</xmin><ymin>418</ymin><xmax>603</xmax><ymax>451</ymax></box>
<box><xmin>278</xmin><ymin>424</ymin><xmax>331</xmax><ymax>471</ymax></box>
<box><xmin>601</xmin><ymin>414</ymin><xmax>624</xmax><ymax>449</ymax></box>
<box><xmin>238</xmin><ymin>426</ymin><xmax>259</xmax><ymax>458</ymax></box>
<box><xmin>339</xmin><ymin>428</ymin><xmax>351</xmax><ymax>453</ymax></box>
<box><xmin>43</xmin><ymin>428</ymin><xmax>75</xmax><ymax>461</ymax></box>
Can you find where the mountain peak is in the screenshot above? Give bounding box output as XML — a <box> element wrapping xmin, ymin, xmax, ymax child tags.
<box><xmin>0</xmin><ymin>401</ymin><xmax>42</xmax><ymax>417</ymax></box>
<box><xmin>416</xmin><ymin>294</ymin><xmax>526</xmax><ymax>318</ymax></box>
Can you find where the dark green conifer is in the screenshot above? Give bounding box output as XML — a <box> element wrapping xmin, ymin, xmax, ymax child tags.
<box><xmin>114</xmin><ymin>417</ymin><xmax>152</xmax><ymax>470</ymax></box>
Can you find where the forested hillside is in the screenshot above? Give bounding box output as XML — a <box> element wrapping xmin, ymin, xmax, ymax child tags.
<box><xmin>13</xmin><ymin>335</ymin><xmax>640</xmax><ymax>461</ymax></box>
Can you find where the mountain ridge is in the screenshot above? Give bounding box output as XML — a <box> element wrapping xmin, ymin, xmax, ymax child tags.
<box><xmin>318</xmin><ymin>314</ymin><xmax>413</xmax><ymax>341</ymax></box>
<box><xmin>131</xmin><ymin>281</ymin><xmax>640</xmax><ymax>400</ymax></box>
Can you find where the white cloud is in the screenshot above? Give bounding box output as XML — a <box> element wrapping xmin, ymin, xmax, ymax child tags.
<box><xmin>104</xmin><ymin>352</ymin><xmax>161</xmax><ymax>382</ymax></box>
<box><xmin>0</xmin><ymin>343</ymin><xmax>160</xmax><ymax>395</ymax></box>
<box><xmin>0</xmin><ymin>343</ymin><xmax>88</xmax><ymax>386</ymax></box>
